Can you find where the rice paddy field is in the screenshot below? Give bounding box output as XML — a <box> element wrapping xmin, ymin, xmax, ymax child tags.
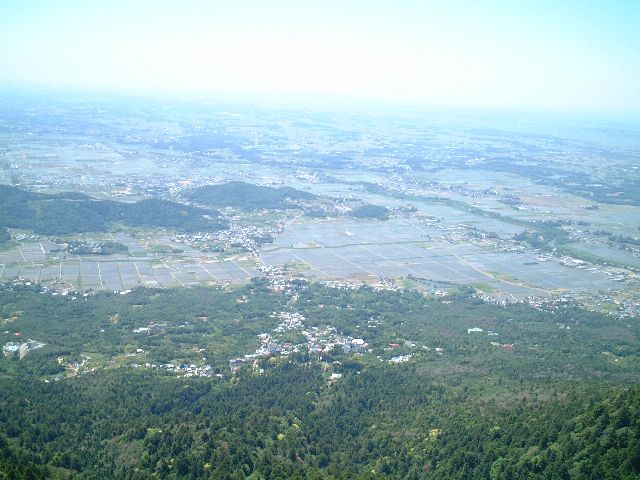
<box><xmin>0</xmin><ymin>215</ymin><xmax>623</xmax><ymax>299</ymax></box>
<box><xmin>0</xmin><ymin>235</ymin><xmax>260</xmax><ymax>291</ymax></box>
<box><xmin>1</xmin><ymin>98</ymin><xmax>638</xmax><ymax>304</ymax></box>
<box><xmin>260</xmin><ymin>218</ymin><xmax>622</xmax><ymax>298</ymax></box>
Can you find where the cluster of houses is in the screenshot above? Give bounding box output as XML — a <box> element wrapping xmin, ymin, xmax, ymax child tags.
<box><xmin>131</xmin><ymin>361</ymin><xmax>222</xmax><ymax>378</ymax></box>
<box><xmin>172</xmin><ymin>222</ymin><xmax>279</xmax><ymax>253</ymax></box>
<box><xmin>388</xmin><ymin>177</ymin><xmax>498</xmax><ymax>203</ymax></box>
<box><xmin>258</xmin><ymin>264</ymin><xmax>287</xmax><ymax>277</ymax></box>
<box><xmin>132</xmin><ymin>322</ymin><xmax>166</xmax><ymax>334</ymax></box>
<box><xmin>2</xmin><ymin>338</ymin><xmax>45</xmax><ymax>359</ymax></box>
<box><xmin>319</xmin><ymin>279</ymin><xmax>404</xmax><ymax>293</ymax></box>
<box><xmin>229</xmin><ymin>310</ymin><xmax>370</xmax><ymax>374</ymax></box>
<box><xmin>272</xmin><ymin>311</ymin><xmax>305</xmax><ymax>332</ymax></box>
<box><xmin>257</xmin><ymin>264</ymin><xmax>307</xmax><ymax>292</ymax></box>
<box><xmin>490</xmin><ymin>342</ymin><xmax>514</xmax><ymax>351</ymax></box>
<box><xmin>319</xmin><ymin>280</ymin><xmax>364</xmax><ymax>291</ymax></box>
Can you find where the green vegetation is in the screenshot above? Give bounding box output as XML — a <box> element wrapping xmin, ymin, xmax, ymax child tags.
<box><xmin>188</xmin><ymin>181</ymin><xmax>316</xmax><ymax>211</ymax></box>
<box><xmin>610</xmin><ymin>234</ymin><xmax>640</xmax><ymax>247</ymax></box>
<box><xmin>471</xmin><ymin>282</ymin><xmax>496</xmax><ymax>293</ymax></box>
<box><xmin>480</xmin><ymin>158</ymin><xmax>640</xmax><ymax>207</ymax></box>
<box><xmin>0</xmin><ymin>228</ymin><xmax>9</xmax><ymax>245</ymax></box>
<box><xmin>0</xmin><ymin>185</ymin><xmax>227</xmax><ymax>236</ymax></box>
<box><xmin>556</xmin><ymin>245</ymin><xmax>618</xmax><ymax>266</ymax></box>
<box><xmin>350</xmin><ymin>204</ymin><xmax>390</xmax><ymax>220</ymax></box>
<box><xmin>549</xmin><ymin>174</ymin><xmax>640</xmax><ymax>207</ymax></box>
<box><xmin>0</xmin><ymin>361</ymin><xmax>638</xmax><ymax>479</ymax></box>
<box><xmin>0</xmin><ymin>281</ymin><xmax>638</xmax><ymax>478</ymax></box>
<box><xmin>3</xmin><ymin>281</ymin><xmax>637</xmax><ymax>379</ymax></box>
<box><xmin>304</xmin><ymin>207</ymin><xmax>329</xmax><ymax>218</ymax></box>
<box><xmin>514</xmin><ymin>222</ymin><xmax>571</xmax><ymax>252</ymax></box>
<box><xmin>514</xmin><ymin>227</ymin><xmax>633</xmax><ymax>267</ymax></box>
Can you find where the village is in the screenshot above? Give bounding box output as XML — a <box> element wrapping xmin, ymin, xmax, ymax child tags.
<box><xmin>171</xmin><ymin>220</ymin><xmax>280</xmax><ymax>254</ymax></box>
<box><xmin>229</xmin><ymin>310</ymin><xmax>369</xmax><ymax>374</ymax></box>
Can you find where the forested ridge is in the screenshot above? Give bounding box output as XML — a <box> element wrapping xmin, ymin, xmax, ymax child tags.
<box><xmin>350</xmin><ymin>204</ymin><xmax>390</xmax><ymax>220</ymax></box>
<box><xmin>0</xmin><ymin>367</ymin><xmax>638</xmax><ymax>479</ymax></box>
<box><xmin>0</xmin><ymin>185</ymin><xmax>226</xmax><ymax>239</ymax></box>
<box><xmin>187</xmin><ymin>181</ymin><xmax>316</xmax><ymax>211</ymax></box>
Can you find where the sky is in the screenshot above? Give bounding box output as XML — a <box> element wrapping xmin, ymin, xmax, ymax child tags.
<box><xmin>0</xmin><ymin>0</ymin><xmax>639</xmax><ymax>114</ymax></box>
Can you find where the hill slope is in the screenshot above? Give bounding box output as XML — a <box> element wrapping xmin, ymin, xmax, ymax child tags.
<box><xmin>187</xmin><ymin>181</ymin><xmax>317</xmax><ymax>211</ymax></box>
<box><xmin>0</xmin><ymin>185</ymin><xmax>227</xmax><ymax>239</ymax></box>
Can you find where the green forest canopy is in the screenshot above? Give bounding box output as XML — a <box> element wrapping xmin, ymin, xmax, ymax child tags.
<box><xmin>187</xmin><ymin>181</ymin><xmax>317</xmax><ymax>211</ymax></box>
<box><xmin>0</xmin><ymin>185</ymin><xmax>227</xmax><ymax>239</ymax></box>
<box><xmin>350</xmin><ymin>204</ymin><xmax>390</xmax><ymax>220</ymax></box>
<box><xmin>0</xmin><ymin>282</ymin><xmax>638</xmax><ymax>479</ymax></box>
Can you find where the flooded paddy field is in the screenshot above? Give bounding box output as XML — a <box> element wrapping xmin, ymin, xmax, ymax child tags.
<box><xmin>261</xmin><ymin>218</ymin><xmax>621</xmax><ymax>298</ymax></box>
<box><xmin>0</xmin><ymin>218</ymin><xmax>629</xmax><ymax>299</ymax></box>
<box><xmin>0</xmin><ymin>256</ymin><xmax>260</xmax><ymax>290</ymax></box>
<box><xmin>0</xmin><ymin>237</ymin><xmax>259</xmax><ymax>291</ymax></box>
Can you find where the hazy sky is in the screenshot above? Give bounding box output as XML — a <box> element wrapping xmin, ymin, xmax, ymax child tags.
<box><xmin>1</xmin><ymin>0</ymin><xmax>639</xmax><ymax>113</ymax></box>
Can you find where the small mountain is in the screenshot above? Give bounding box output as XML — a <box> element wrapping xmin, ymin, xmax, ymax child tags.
<box><xmin>188</xmin><ymin>181</ymin><xmax>316</xmax><ymax>211</ymax></box>
<box><xmin>350</xmin><ymin>204</ymin><xmax>390</xmax><ymax>220</ymax></box>
<box><xmin>0</xmin><ymin>185</ymin><xmax>226</xmax><ymax>238</ymax></box>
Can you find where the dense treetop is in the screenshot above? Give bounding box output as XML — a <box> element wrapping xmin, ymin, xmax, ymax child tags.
<box><xmin>0</xmin><ymin>185</ymin><xmax>226</xmax><ymax>239</ymax></box>
<box><xmin>350</xmin><ymin>204</ymin><xmax>390</xmax><ymax>220</ymax></box>
<box><xmin>0</xmin><ymin>281</ymin><xmax>638</xmax><ymax>478</ymax></box>
<box><xmin>187</xmin><ymin>181</ymin><xmax>317</xmax><ymax>211</ymax></box>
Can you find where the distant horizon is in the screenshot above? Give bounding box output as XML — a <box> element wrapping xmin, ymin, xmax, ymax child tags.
<box><xmin>1</xmin><ymin>83</ymin><xmax>639</xmax><ymax>125</ymax></box>
<box><xmin>1</xmin><ymin>1</ymin><xmax>639</xmax><ymax>116</ymax></box>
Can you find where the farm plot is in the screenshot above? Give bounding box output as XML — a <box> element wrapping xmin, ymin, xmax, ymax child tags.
<box><xmin>261</xmin><ymin>218</ymin><xmax>620</xmax><ymax>297</ymax></box>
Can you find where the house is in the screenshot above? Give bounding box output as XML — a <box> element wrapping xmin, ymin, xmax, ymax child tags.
<box><xmin>344</xmin><ymin>338</ymin><xmax>367</xmax><ymax>354</ymax></box>
<box><xmin>2</xmin><ymin>342</ymin><xmax>20</xmax><ymax>357</ymax></box>
<box><xmin>467</xmin><ymin>327</ymin><xmax>484</xmax><ymax>333</ymax></box>
<box><xmin>4</xmin><ymin>339</ymin><xmax>45</xmax><ymax>359</ymax></box>
<box><xmin>389</xmin><ymin>354</ymin><xmax>413</xmax><ymax>363</ymax></box>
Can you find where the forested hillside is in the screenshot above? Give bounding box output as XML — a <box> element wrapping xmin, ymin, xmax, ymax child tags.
<box><xmin>0</xmin><ymin>282</ymin><xmax>638</xmax><ymax>478</ymax></box>
<box><xmin>187</xmin><ymin>181</ymin><xmax>316</xmax><ymax>211</ymax></box>
<box><xmin>0</xmin><ymin>367</ymin><xmax>638</xmax><ymax>479</ymax></box>
<box><xmin>0</xmin><ymin>185</ymin><xmax>226</xmax><ymax>239</ymax></box>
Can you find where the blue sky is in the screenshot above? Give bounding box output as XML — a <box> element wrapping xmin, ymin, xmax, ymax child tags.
<box><xmin>1</xmin><ymin>0</ymin><xmax>639</xmax><ymax>114</ymax></box>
